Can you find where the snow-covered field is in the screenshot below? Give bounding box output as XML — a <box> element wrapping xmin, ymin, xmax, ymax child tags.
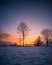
<box><xmin>0</xmin><ymin>46</ymin><xmax>52</xmax><ymax>65</ymax></box>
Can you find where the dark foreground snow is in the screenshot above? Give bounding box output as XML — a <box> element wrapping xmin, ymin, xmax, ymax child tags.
<box><xmin>0</xmin><ymin>46</ymin><xmax>52</xmax><ymax>65</ymax></box>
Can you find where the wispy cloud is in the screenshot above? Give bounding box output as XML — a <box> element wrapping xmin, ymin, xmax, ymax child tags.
<box><xmin>0</xmin><ymin>32</ymin><xmax>13</xmax><ymax>39</ymax></box>
<box><xmin>0</xmin><ymin>32</ymin><xmax>18</xmax><ymax>43</ymax></box>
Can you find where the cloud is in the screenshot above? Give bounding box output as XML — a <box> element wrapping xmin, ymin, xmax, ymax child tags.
<box><xmin>0</xmin><ymin>32</ymin><xmax>18</xmax><ymax>43</ymax></box>
<box><xmin>0</xmin><ymin>32</ymin><xmax>13</xmax><ymax>39</ymax></box>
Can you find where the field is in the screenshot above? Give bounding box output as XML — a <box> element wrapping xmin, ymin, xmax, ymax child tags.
<box><xmin>0</xmin><ymin>46</ymin><xmax>52</xmax><ymax>65</ymax></box>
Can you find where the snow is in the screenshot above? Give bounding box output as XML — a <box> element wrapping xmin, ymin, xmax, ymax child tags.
<box><xmin>0</xmin><ymin>46</ymin><xmax>52</xmax><ymax>65</ymax></box>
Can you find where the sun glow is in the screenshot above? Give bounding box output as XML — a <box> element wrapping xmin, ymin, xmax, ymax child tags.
<box><xmin>0</xmin><ymin>32</ymin><xmax>39</xmax><ymax>46</ymax></box>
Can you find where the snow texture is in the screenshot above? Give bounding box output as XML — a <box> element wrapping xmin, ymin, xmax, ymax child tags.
<box><xmin>0</xmin><ymin>46</ymin><xmax>52</xmax><ymax>65</ymax></box>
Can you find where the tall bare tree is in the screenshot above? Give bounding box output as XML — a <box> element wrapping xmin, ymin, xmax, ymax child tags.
<box><xmin>17</xmin><ymin>22</ymin><xmax>29</xmax><ymax>46</ymax></box>
<box><xmin>41</xmin><ymin>29</ymin><xmax>52</xmax><ymax>46</ymax></box>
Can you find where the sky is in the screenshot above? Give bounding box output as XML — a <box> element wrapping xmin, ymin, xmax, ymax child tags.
<box><xmin>0</xmin><ymin>0</ymin><xmax>52</xmax><ymax>44</ymax></box>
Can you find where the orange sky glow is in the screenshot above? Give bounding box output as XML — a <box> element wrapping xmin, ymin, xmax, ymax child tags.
<box><xmin>0</xmin><ymin>32</ymin><xmax>40</xmax><ymax>45</ymax></box>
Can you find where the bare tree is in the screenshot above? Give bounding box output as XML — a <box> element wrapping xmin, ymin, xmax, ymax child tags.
<box><xmin>17</xmin><ymin>22</ymin><xmax>29</xmax><ymax>46</ymax></box>
<box><xmin>41</xmin><ymin>29</ymin><xmax>52</xmax><ymax>46</ymax></box>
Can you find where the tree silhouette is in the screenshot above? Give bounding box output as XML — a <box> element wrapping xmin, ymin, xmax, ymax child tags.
<box><xmin>34</xmin><ymin>36</ymin><xmax>41</xmax><ymax>46</ymax></box>
<box><xmin>17</xmin><ymin>22</ymin><xmax>29</xmax><ymax>46</ymax></box>
<box><xmin>41</xmin><ymin>29</ymin><xmax>52</xmax><ymax>46</ymax></box>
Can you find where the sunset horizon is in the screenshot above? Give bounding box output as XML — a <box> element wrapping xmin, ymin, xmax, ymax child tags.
<box><xmin>0</xmin><ymin>31</ymin><xmax>41</xmax><ymax>45</ymax></box>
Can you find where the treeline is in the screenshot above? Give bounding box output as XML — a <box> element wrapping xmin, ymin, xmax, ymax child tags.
<box><xmin>17</xmin><ymin>22</ymin><xmax>52</xmax><ymax>46</ymax></box>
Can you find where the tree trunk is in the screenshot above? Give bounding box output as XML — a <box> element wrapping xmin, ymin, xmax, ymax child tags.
<box><xmin>20</xmin><ymin>37</ymin><xmax>21</xmax><ymax>46</ymax></box>
<box><xmin>23</xmin><ymin>36</ymin><xmax>24</xmax><ymax>46</ymax></box>
<box><xmin>23</xmin><ymin>32</ymin><xmax>24</xmax><ymax>46</ymax></box>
